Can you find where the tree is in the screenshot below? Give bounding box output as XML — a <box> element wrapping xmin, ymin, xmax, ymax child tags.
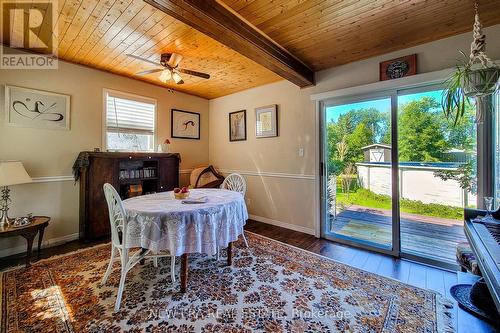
<box><xmin>344</xmin><ymin>122</ymin><xmax>373</xmax><ymax>163</ymax></box>
<box><xmin>326</xmin><ymin>107</ymin><xmax>391</xmax><ymax>174</ymax></box>
<box><xmin>398</xmin><ymin>97</ymin><xmax>449</xmax><ymax>162</ymax></box>
<box><xmin>440</xmin><ymin>104</ymin><xmax>476</xmax><ymax>152</ymax></box>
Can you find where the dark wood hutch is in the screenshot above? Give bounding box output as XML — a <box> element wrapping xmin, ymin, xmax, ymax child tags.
<box><xmin>74</xmin><ymin>152</ymin><xmax>180</xmax><ymax>241</ymax></box>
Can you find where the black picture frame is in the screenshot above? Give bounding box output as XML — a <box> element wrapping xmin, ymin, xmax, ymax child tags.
<box><xmin>229</xmin><ymin>110</ymin><xmax>247</xmax><ymax>142</ymax></box>
<box><xmin>171</xmin><ymin>109</ymin><xmax>200</xmax><ymax>140</ymax></box>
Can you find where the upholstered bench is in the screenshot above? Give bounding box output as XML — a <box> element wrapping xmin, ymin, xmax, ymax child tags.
<box><xmin>456</xmin><ymin>241</ymin><xmax>481</xmax><ymax>275</ymax></box>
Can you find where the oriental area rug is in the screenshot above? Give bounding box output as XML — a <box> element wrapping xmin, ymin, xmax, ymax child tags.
<box><xmin>1</xmin><ymin>232</ymin><xmax>454</xmax><ymax>332</ymax></box>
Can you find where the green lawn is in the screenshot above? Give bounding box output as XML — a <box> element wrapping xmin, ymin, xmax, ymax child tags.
<box><xmin>336</xmin><ymin>188</ymin><xmax>463</xmax><ymax>220</ymax></box>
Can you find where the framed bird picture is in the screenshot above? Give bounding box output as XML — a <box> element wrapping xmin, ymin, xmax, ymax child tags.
<box><xmin>171</xmin><ymin>109</ymin><xmax>200</xmax><ymax>140</ymax></box>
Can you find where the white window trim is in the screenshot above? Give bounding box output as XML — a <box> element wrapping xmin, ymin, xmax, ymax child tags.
<box><xmin>102</xmin><ymin>88</ymin><xmax>158</xmax><ymax>152</ymax></box>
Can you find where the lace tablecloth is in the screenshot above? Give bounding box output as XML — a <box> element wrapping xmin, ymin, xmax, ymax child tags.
<box><xmin>122</xmin><ymin>189</ymin><xmax>248</xmax><ymax>256</ymax></box>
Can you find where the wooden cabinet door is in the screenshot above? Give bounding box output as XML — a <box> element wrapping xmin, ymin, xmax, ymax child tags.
<box><xmin>159</xmin><ymin>157</ymin><xmax>179</xmax><ymax>192</ymax></box>
<box><xmin>87</xmin><ymin>157</ymin><xmax>117</xmax><ymax>239</ymax></box>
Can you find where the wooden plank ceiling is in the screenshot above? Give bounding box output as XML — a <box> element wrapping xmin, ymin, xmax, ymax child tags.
<box><xmin>223</xmin><ymin>0</ymin><xmax>500</xmax><ymax>71</ymax></box>
<box><xmin>3</xmin><ymin>0</ymin><xmax>282</xmax><ymax>99</ymax></box>
<box><xmin>3</xmin><ymin>0</ymin><xmax>500</xmax><ymax>99</ymax></box>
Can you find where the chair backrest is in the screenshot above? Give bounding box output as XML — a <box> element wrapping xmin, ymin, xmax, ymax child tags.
<box><xmin>103</xmin><ymin>183</ymin><xmax>126</xmax><ymax>248</ymax></box>
<box><xmin>221</xmin><ymin>173</ymin><xmax>246</xmax><ymax>196</ymax></box>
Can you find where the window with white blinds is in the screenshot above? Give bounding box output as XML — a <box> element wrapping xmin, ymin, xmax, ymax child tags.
<box><xmin>104</xmin><ymin>90</ymin><xmax>156</xmax><ymax>152</ymax></box>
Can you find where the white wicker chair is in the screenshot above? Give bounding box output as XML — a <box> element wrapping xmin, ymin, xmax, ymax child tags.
<box><xmin>101</xmin><ymin>183</ymin><xmax>176</xmax><ymax>311</ymax></box>
<box><xmin>221</xmin><ymin>173</ymin><xmax>249</xmax><ymax>247</ymax></box>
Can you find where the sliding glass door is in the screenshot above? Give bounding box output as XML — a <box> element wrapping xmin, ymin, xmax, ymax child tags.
<box><xmin>320</xmin><ymin>85</ymin><xmax>477</xmax><ymax>267</ymax></box>
<box><xmin>397</xmin><ymin>88</ymin><xmax>475</xmax><ymax>266</ymax></box>
<box><xmin>322</xmin><ymin>95</ymin><xmax>396</xmax><ymax>254</ymax></box>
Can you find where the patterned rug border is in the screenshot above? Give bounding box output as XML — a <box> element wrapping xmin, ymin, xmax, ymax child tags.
<box><xmin>1</xmin><ymin>231</ymin><xmax>455</xmax><ymax>332</ymax></box>
<box><xmin>244</xmin><ymin>231</ymin><xmax>455</xmax><ymax>333</ymax></box>
<box><xmin>245</xmin><ymin>231</ymin><xmax>441</xmax><ymax>295</ymax></box>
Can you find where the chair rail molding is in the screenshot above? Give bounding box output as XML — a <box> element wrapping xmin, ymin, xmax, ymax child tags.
<box><xmin>29</xmin><ymin>169</ymin><xmax>193</xmax><ymax>184</ymax></box>
<box><xmin>31</xmin><ymin>176</ymin><xmax>74</xmax><ymax>183</ymax></box>
<box><xmin>218</xmin><ymin>169</ymin><xmax>315</xmax><ymax>180</ymax></box>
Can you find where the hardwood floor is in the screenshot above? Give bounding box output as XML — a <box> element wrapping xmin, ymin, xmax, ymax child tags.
<box><xmin>1</xmin><ymin>220</ymin><xmax>498</xmax><ymax>332</ymax></box>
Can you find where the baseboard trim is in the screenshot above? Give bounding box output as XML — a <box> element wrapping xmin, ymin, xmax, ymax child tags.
<box><xmin>219</xmin><ymin>169</ymin><xmax>315</xmax><ymax>180</ymax></box>
<box><xmin>0</xmin><ymin>232</ymin><xmax>80</xmax><ymax>258</ymax></box>
<box><xmin>249</xmin><ymin>214</ymin><xmax>316</xmax><ymax>236</ymax></box>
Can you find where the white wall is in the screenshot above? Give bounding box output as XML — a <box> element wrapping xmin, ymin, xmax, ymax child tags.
<box><xmin>209</xmin><ymin>25</ymin><xmax>500</xmax><ymax>232</ymax></box>
<box><xmin>0</xmin><ymin>56</ymin><xmax>209</xmax><ymax>257</ymax></box>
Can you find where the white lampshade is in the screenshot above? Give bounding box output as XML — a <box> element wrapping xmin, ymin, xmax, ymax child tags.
<box><xmin>0</xmin><ymin>161</ymin><xmax>32</xmax><ymax>186</ymax></box>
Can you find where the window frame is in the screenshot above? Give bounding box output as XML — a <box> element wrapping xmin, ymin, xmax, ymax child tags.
<box><xmin>102</xmin><ymin>88</ymin><xmax>158</xmax><ymax>152</ymax></box>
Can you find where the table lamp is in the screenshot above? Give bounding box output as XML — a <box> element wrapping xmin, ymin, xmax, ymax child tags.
<box><xmin>0</xmin><ymin>161</ymin><xmax>32</xmax><ymax>228</ymax></box>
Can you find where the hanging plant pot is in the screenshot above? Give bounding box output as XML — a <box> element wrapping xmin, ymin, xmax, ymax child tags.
<box><xmin>463</xmin><ymin>67</ymin><xmax>500</xmax><ymax>97</ymax></box>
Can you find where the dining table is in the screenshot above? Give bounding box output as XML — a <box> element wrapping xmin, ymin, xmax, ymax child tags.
<box><xmin>122</xmin><ymin>188</ymin><xmax>248</xmax><ymax>292</ymax></box>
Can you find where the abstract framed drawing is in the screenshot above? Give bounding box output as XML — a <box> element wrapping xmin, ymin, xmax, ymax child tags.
<box><xmin>5</xmin><ymin>85</ymin><xmax>70</xmax><ymax>130</ymax></box>
<box><xmin>171</xmin><ymin>109</ymin><xmax>200</xmax><ymax>140</ymax></box>
<box><xmin>229</xmin><ymin>110</ymin><xmax>246</xmax><ymax>142</ymax></box>
<box><xmin>255</xmin><ymin>104</ymin><xmax>278</xmax><ymax>138</ymax></box>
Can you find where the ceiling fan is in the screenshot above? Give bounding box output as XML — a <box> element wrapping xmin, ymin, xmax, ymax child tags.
<box><xmin>127</xmin><ymin>53</ymin><xmax>210</xmax><ymax>84</ymax></box>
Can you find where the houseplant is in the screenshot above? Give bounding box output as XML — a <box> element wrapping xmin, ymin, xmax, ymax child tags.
<box><xmin>442</xmin><ymin>4</ymin><xmax>499</xmax><ymax>125</ymax></box>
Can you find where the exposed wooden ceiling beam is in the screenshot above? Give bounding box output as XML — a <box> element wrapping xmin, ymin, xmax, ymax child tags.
<box><xmin>143</xmin><ymin>0</ymin><xmax>315</xmax><ymax>87</ymax></box>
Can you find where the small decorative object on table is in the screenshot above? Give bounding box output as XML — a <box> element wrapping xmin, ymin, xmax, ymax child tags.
<box><xmin>173</xmin><ymin>187</ymin><xmax>190</xmax><ymax>199</ymax></box>
<box><xmin>0</xmin><ymin>216</ymin><xmax>50</xmax><ymax>267</ymax></box>
<box><xmin>158</xmin><ymin>138</ymin><xmax>171</xmax><ymax>153</ymax></box>
<box><xmin>13</xmin><ymin>214</ymin><xmax>34</xmax><ymax>227</ymax></box>
<box><xmin>0</xmin><ymin>161</ymin><xmax>33</xmax><ymax>229</ymax></box>
<box><xmin>482</xmin><ymin>197</ymin><xmax>495</xmax><ymax>222</ymax></box>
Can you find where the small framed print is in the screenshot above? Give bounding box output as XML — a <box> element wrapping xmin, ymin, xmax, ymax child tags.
<box><xmin>229</xmin><ymin>110</ymin><xmax>246</xmax><ymax>142</ymax></box>
<box><xmin>379</xmin><ymin>54</ymin><xmax>417</xmax><ymax>81</ymax></box>
<box><xmin>171</xmin><ymin>109</ymin><xmax>200</xmax><ymax>139</ymax></box>
<box><xmin>255</xmin><ymin>104</ymin><xmax>278</xmax><ymax>138</ymax></box>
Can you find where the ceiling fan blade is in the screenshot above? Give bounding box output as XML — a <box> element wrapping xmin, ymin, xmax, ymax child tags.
<box><xmin>167</xmin><ymin>53</ymin><xmax>183</xmax><ymax>68</ymax></box>
<box><xmin>127</xmin><ymin>54</ymin><xmax>161</xmax><ymax>67</ymax></box>
<box><xmin>135</xmin><ymin>68</ymin><xmax>164</xmax><ymax>76</ymax></box>
<box><xmin>177</xmin><ymin>68</ymin><xmax>210</xmax><ymax>79</ymax></box>
<box><xmin>172</xmin><ymin>71</ymin><xmax>184</xmax><ymax>84</ymax></box>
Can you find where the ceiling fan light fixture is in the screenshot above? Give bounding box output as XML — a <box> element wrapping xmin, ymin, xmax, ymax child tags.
<box><xmin>172</xmin><ymin>72</ymin><xmax>184</xmax><ymax>84</ymax></box>
<box><xmin>159</xmin><ymin>69</ymin><xmax>172</xmax><ymax>83</ymax></box>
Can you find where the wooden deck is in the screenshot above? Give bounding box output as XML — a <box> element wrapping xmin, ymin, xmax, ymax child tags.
<box><xmin>331</xmin><ymin>206</ymin><xmax>467</xmax><ymax>264</ymax></box>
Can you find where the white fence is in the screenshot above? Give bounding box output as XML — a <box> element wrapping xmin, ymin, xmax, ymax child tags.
<box><xmin>356</xmin><ymin>163</ymin><xmax>476</xmax><ymax>207</ymax></box>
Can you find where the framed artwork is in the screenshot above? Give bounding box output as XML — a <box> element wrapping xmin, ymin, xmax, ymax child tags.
<box><xmin>229</xmin><ymin>110</ymin><xmax>246</xmax><ymax>142</ymax></box>
<box><xmin>171</xmin><ymin>109</ymin><xmax>200</xmax><ymax>139</ymax></box>
<box><xmin>379</xmin><ymin>54</ymin><xmax>417</xmax><ymax>81</ymax></box>
<box><xmin>255</xmin><ymin>104</ymin><xmax>278</xmax><ymax>138</ymax></box>
<box><xmin>5</xmin><ymin>85</ymin><xmax>70</xmax><ymax>130</ymax></box>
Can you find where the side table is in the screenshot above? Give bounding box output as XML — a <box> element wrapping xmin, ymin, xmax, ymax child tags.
<box><xmin>0</xmin><ymin>216</ymin><xmax>50</xmax><ymax>267</ymax></box>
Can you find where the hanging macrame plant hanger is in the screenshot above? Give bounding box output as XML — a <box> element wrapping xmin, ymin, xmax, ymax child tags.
<box><xmin>465</xmin><ymin>3</ymin><xmax>500</xmax><ymax>123</ymax></box>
